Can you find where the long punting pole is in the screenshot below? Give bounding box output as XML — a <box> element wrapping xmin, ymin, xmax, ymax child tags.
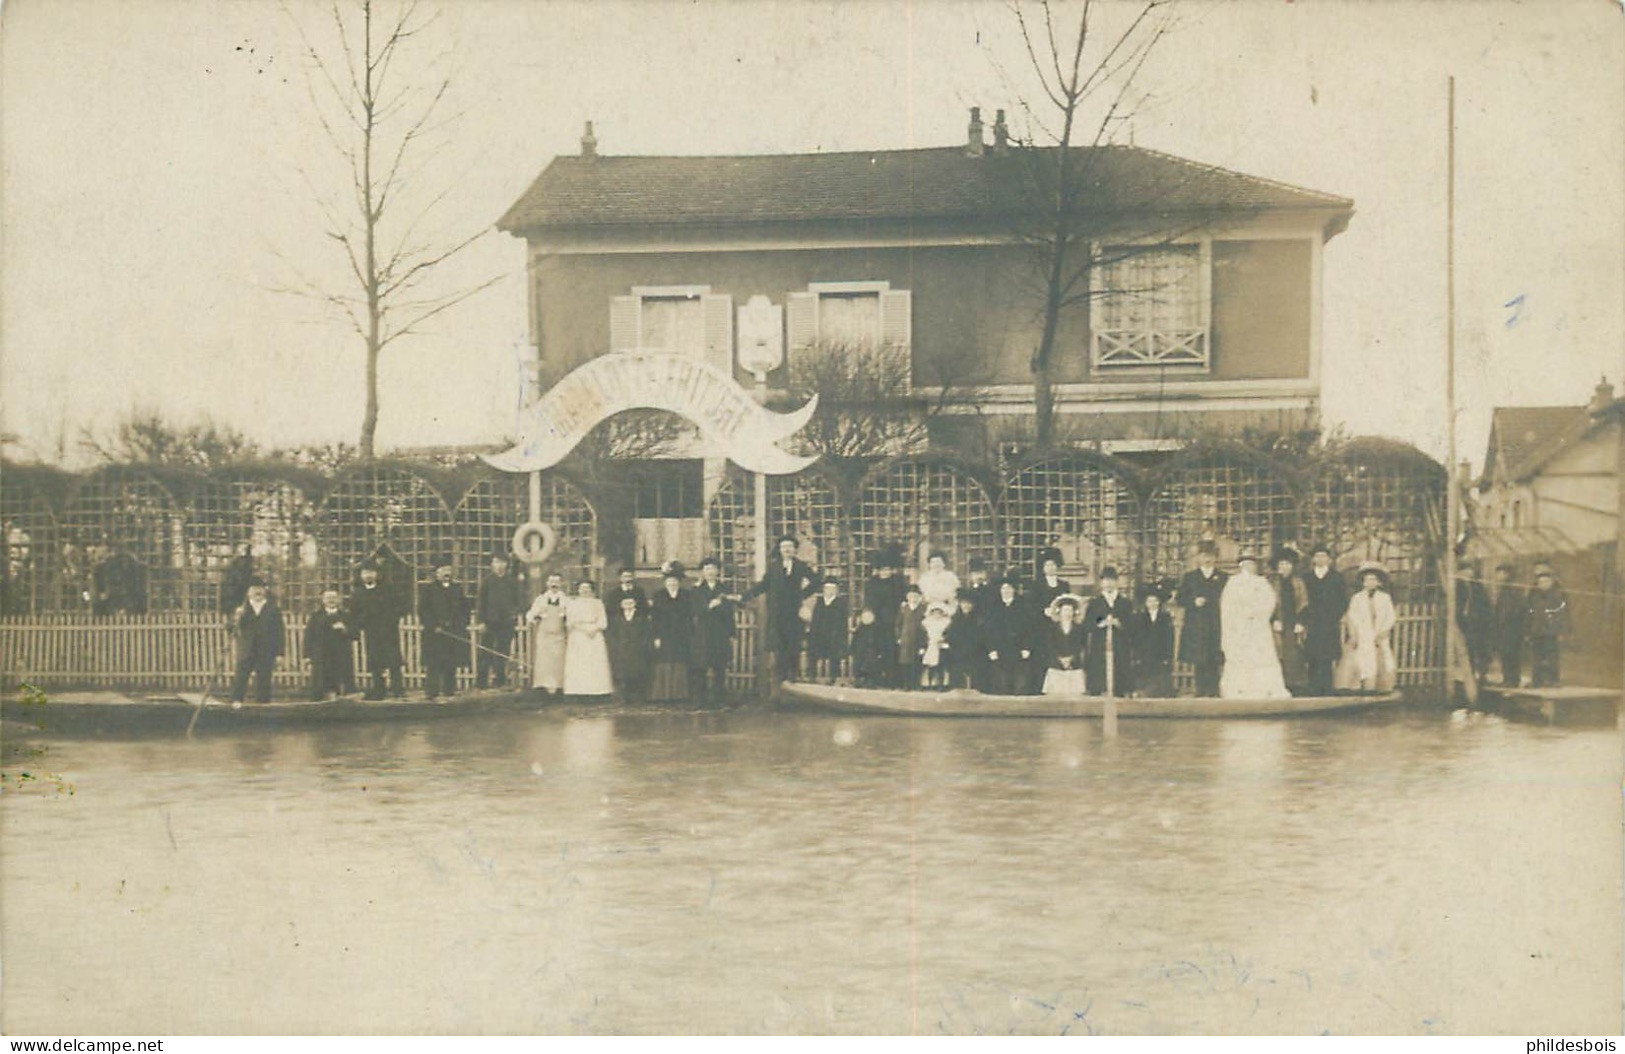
<box><xmin>1444</xmin><ymin>76</ymin><xmax>1460</xmax><ymax>685</ymax></box>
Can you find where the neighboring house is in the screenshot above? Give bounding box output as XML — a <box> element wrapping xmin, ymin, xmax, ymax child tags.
<box><xmin>1474</xmin><ymin>379</ymin><xmax>1624</xmax><ymax>552</ymax></box>
<box><xmin>496</xmin><ymin>112</ymin><xmax>1353</xmax><ymax>567</ymax></box>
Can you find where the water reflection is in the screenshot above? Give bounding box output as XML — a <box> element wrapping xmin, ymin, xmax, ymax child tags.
<box><xmin>2</xmin><ymin>705</ymin><xmax>1619</xmax><ymax>1034</ymax></box>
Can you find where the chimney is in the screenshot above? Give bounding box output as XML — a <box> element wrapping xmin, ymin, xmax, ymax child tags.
<box><xmin>1590</xmin><ymin>375</ymin><xmax>1616</xmax><ymax>414</ymax></box>
<box><xmin>992</xmin><ymin>108</ymin><xmax>1009</xmax><ymax>154</ymax></box>
<box><xmin>580</xmin><ymin>120</ymin><xmax>598</xmax><ymax>159</ymax></box>
<box><xmin>965</xmin><ymin>106</ymin><xmax>985</xmax><ymax>157</ymax></box>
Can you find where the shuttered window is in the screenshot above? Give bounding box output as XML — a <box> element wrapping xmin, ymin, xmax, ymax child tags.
<box><xmin>786</xmin><ymin>281</ymin><xmax>912</xmax><ymax>390</ymax></box>
<box><xmin>609</xmin><ymin>286</ymin><xmax>734</xmax><ymax>373</ymax></box>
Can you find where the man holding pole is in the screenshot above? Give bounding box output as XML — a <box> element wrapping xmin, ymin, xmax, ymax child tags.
<box><xmin>474</xmin><ymin>552</ymin><xmax>523</xmax><ymax>689</ymax></box>
<box><xmin>1083</xmin><ymin>566</ymin><xmax>1134</xmax><ymax>696</ymax></box>
<box><xmin>419</xmin><ymin>556</ymin><xmax>470</xmax><ymax>699</ymax></box>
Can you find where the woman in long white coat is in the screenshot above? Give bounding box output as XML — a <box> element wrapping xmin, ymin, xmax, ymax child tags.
<box><xmin>1218</xmin><ymin>553</ymin><xmax>1290</xmax><ymax>700</ymax></box>
<box><xmin>562</xmin><ymin>580</ymin><xmax>613</xmax><ymax>698</ymax></box>
<box><xmin>1342</xmin><ymin>565</ymin><xmax>1397</xmax><ymax>692</ymax></box>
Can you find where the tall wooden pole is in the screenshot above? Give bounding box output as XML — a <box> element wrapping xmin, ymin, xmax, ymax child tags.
<box><xmin>1444</xmin><ymin>76</ymin><xmax>1461</xmax><ymax>693</ymax></box>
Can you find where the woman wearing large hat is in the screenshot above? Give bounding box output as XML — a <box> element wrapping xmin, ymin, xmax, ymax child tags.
<box><xmin>1341</xmin><ymin>561</ymin><xmax>1397</xmax><ymax>692</ymax></box>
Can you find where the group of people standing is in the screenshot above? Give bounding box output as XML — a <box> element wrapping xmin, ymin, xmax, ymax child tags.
<box><xmin>1455</xmin><ymin>560</ymin><xmax>1572</xmax><ymax>689</ymax></box>
<box><xmin>768</xmin><ymin>539</ymin><xmax>1407</xmax><ymax>700</ymax></box>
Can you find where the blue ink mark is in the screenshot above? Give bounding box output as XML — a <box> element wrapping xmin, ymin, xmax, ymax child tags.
<box><xmin>1505</xmin><ymin>294</ymin><xmax>1526</xmax><ymax>327</ymax></box>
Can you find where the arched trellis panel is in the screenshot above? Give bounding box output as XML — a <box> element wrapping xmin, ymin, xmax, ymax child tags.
<box><xmin>453</xmin><ymin>471</ymin><xmax>599</xmax><ymax>590</ymax></box>
<box><xmin>58</xmin><ymin>468</ymin><xmax>186</xmax><ymax>613</ymax></box>
<box><xmin>852</xmin><ymin>456</ymin><xmax>999</xmax><ymax>586</ymax></box>
<box><xmin>0</xmin><ymin>470</ymin><xmax>64</xmax><ymax>615</ymax></box>
<box><xmin>313</xmin><ymin>464</ymin><xmax>454</xmax><ymax>612</ymax></box>
<box><xmin>182</xmin><ymin>474</ymin><xmax>322</xmax><ymax>614</ymax></box>
<box><xmin>1306</xmin><ymin>439</ymin><xmax>1446</xmax><ymax>599</ymax></box>
<box><xmin>705</xmin><ymin>466</ymin><xmax>851</xmax><ymax>592</ymax></box>
<box><xmin>999</xmin><ymin>450</ymin><xmax>1144</xmax><ymax>588</ymax></box>
<box><xmin>1142</xmin><ymin>445</ymin><xmax>1304</xmax><ymax>581</ymax></box>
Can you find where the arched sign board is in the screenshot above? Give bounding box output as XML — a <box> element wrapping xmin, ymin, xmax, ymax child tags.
<box><xmin>485</xmin><ymin>352</ymin><xmax>820</xmax><ymax>475</ymax></box>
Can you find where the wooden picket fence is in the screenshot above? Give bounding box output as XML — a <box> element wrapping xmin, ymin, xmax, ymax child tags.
<box><xmin>0</xmin><ymin>609</ymin><xmax>765</xmax><ymax>696</ymax></box>
<box><xmin>0</xmin><ymin>602</ymin><xmax>1437</xmax><ymax>697</ymax></box>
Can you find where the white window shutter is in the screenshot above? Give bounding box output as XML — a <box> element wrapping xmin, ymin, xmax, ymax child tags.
<box><xmin>880</xmin><ymin>289</ymin><xmax>912</xmax><ymax>347</ymax></box>
<box><xmin>786</xmin><ymin>291</ymin><xmax>818</xmax><ymax>352</ymax></box>
<box><xmin>702</xmin><ymin>293</ymin><xmax>734</xmax><ymax>374</ymax></box>
<box><xmin>609</xmin><ymin>294</ymin><xmax>640</xmax><ymax>353</ymax></box>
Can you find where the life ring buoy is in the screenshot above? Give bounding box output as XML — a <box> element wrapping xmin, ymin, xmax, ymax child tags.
<box><xmin>511</xmin><ymin>520</ymin><xmax>556</xmax><ymax>565</ymax></box>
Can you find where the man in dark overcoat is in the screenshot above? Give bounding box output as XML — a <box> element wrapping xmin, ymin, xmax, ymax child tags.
<box><xmin>1455</xmin><ymin>558</ymin><xmax>1494</xmax><ymax>685</ymax></box>
<box><xmin>418</xmin><ymin>557</ymin><xmax>470</xmax><ymax>699</ymax></box>
<box><xmin>1491</xmin><ymin>563</ymin><xmax>1526</xmax><ymax>688</ymax></box>
<box><xmin>1175</xmin><ymin>542</ymin><xmax>1227</xmax><ymax>697</ymax></box>
<box><xmin>1083</xmin><ymin>566</ymin><xmax>1136</xmax><ymax>696</ymax></box>
<box><xmin>606</xmin><ymin>593</ymin><xmax>653</xmax><ymax>703</ymax></box>
<box><xmin>1300</xmin><ymin>544</ymin><xmax>1349</xmax><ymax>695</ymax></box>
<box><xmin>862</xmin><ymin>546</ymin><xmax>907</xmax><ymax>686</ymax></box>
<box><xmin>744</xmin><ymin>534</ymin><xmax>819</xmax><ymax>681</ymax></box>
<box><xmin>349</xmin><ymin>561</ymin><xmax>405</xmax><ymax>699</ymax></box>
<box><xmin>691</xmin><ymin>556</ymin><xmax>737</xmax><ymax>702</ymax></box>
<box><xmin>304</xmin><ymin>586</ymin><xmax>356</xmax><ymax>700</ymax></box>
<box><xmin>230</xmin><ymin>579</ymin><xmax>284</xmax><ymax>703</ymax></box>
<box><xmin>474</xmin><ymin>552</ymin><xmax>523</xmax><ymax>688</ymax></box>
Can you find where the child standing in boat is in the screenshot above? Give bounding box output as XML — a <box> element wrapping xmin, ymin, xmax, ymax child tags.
<box><xmin>849</xmin><ymin>607</ymin><xmax>890</xmax><ymax>687</ymax></box>
<box><xmin>806</xmin><ymin>576</ymin><xmax>848</xmax><ymax>683</ymax></box>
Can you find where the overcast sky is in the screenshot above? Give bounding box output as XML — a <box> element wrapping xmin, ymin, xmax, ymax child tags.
<box><xmin>3</xmin><ymin>0</ymin><xmax>1622</xmax><ymax>468</ymax></box>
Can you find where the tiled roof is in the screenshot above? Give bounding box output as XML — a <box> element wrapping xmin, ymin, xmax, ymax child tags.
<box><xmin>1484</xmin><ymin>405</ymin><xmax>1590</xmax><ymax>482</ymax></box>
<box><xmin>498</xmin><ymin>144</ymin><xmax>1353</xmax><ymax>233</ymax></box>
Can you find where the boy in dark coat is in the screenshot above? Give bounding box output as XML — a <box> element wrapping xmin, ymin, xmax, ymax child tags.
<box><xmin>1492</xmin><ymin>563</ymin><xmax>1526</xmax><ymax>688</ymax></box>
<box><xmin>850</xmin><ymin>608</ymin><xmax>891</xmax><ymax>687</ymax></box>
<box><xmin>1300</xmin><ymin>544</ymin><xmax>1348</xmax><ymax>695</ymax></box>
<box><xmin>1133</xmin><ymin>588</ymin><xmax>1176</xmax><ymax>698</ymax></box>
<box><xmin>1455</xmin><ymin>559</ymin><xmax>1494</xmax><ymax>685</ymax></box>
<box><xmin>349</xmin><ymin>562</ymin><xmax>405</xmax><ymax>699</ymax></box>
<box><xmin>304</xmin><ymin>587</ymin><xmax>356</xmax><ymax>700</ymax></box>
<box><xmin>896</xmin><ymin>583</ymin><xmax>926</xmax><ymax>689</ymax></box>
<box><xmin>982</xmin><ymin>577</ymin><xmax>1035</xmax><ymax>695</ymax></box>
<box><xmin>1175</xmin><ymin>542</ymin><xmax>1227</xmax><ymax>697</ymax></box>
<box><xmin>1083</xmin><ymin>566</ymin><xmax>1135</xmax><ymax>696</ymax></box>
<box><xmin>418</xmin><ymin>557</ymin><xmax>470</xmax><ymax>699</ymax></box>
<box><xmin>606</xmin><ymin>593</ymin><xmax>653</xmax><ymax>703</ymax></box>
<box><xmin>230</xmin><ymin>580</ymin><xmax>284</xmax><ymax>704</ymax></box>
<box><xmin>1525</xmin><ymin>569</ymin><xmax>1571</xmax><ymax>688</ymax></box>
<box><xmin>691</xmin><ymin>556</ymin><xmax>737</xmax><ymax>702</ymax></box>
<box><xmin>943</xmin><ymin>589</ymin><xmax>988</xmax><ymax>691</ymax></box>
<box><xmin>474</xmin><ymin>552</ymin><xmax>523</xmax><ymax>689</ymax></box>
<box><xmin>806</xmin><ymin>576</ymin><xmax>849</xmax><ymax>683</ymax></box>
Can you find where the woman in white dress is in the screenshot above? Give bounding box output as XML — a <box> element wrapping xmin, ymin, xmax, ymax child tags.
<box><xmin>1342</xmin><ymin>564</ymin><xmax>1397</xmax><ymax>692</ymax></box>
<box><xmin>525</xmin><ymin>572</ymin><xmax>569</xmax><ymax>693</ymax></box>
<box><xmin>1218</xmin><ymin>552</ymin><xmax>1290</xmax><ymax>700</ymax></box>
<box><xmin>562</xmin><ymin>579</ymin><xmax>613</xmax><ymax>698</ymax></box>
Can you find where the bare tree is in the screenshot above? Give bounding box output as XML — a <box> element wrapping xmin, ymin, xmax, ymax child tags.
<box><xmin>279</xmin><ymin>0</ymin><xmax>499</xmax><ymax>459</ymax></box>
<box><xmin>993</xmin><ymin>0</ymin><xmax>1238</xmax><ymax>447</ymax></box>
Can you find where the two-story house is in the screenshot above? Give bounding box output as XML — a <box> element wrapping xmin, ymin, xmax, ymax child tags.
<box><xmin>497</xmin><ymin>112</ymin><xmax>1353</xmax><ymax>570</ymax></box>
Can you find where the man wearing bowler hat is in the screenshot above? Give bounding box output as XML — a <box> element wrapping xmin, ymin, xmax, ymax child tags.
<box><xmin>418</xmin><ymin>555</ymin><xmax>470</xmax><ymax>699</ymax></box>
<box><xmin>474</xmin><ymin>551</ymin><xmax>523</xmax><ymax>689</ymax></box>
<box><xmin>1175</xmin><ymin>541</ymin><xmax>1227</xmax><ymax>697</ymax></box>
<box><xmin>745</xmin><ymin>534</ymin><xmax>819</xmax><ymax>682</ymax></box>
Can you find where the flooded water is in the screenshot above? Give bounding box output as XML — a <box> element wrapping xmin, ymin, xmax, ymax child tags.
<box><xmin>2</xmin><ymin>702</ymin><xmax>1620</xmax><ymax>1035</ymax></box>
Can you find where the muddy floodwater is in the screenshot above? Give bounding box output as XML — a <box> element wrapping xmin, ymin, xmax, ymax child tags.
<box><xmin>2</xmin><ymin>703</ymin><xmax>1620</xmax><ymax>1034</ymax></box>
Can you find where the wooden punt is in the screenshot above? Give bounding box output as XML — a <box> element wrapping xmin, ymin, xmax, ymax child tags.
<box><xmin>776</xmin><ymin>681</ymin><xmax>1407</xmax><ymax>719</ymax></box>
